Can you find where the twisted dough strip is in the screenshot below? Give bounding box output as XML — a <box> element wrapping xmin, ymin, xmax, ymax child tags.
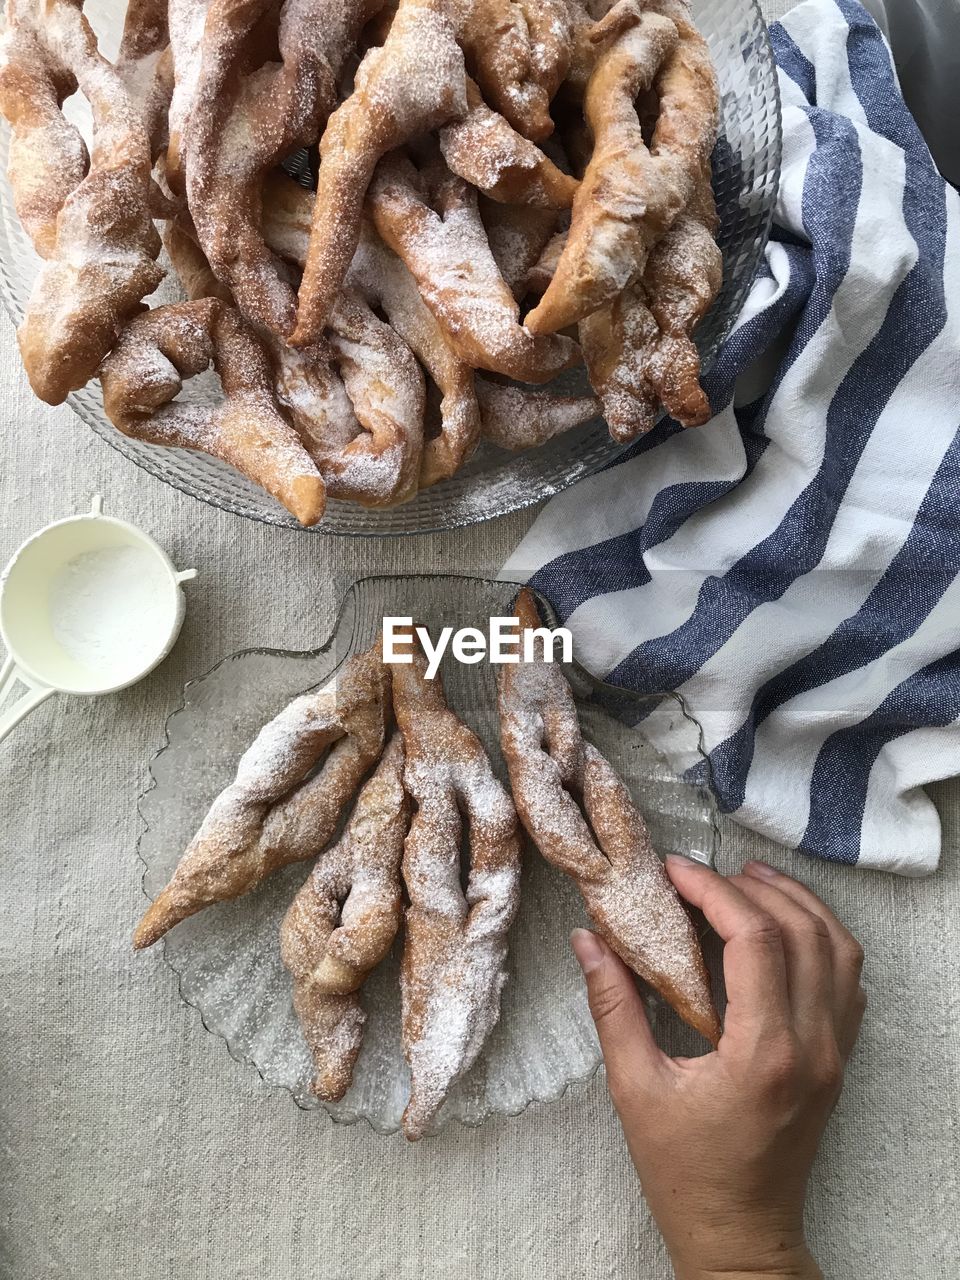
<box><xmin>480</xmin><ymin>199</ymin><xmax>558</xmax><ymax>298</ymax></box>
<box><xmin>0</xmin><ymin>0</ymin><xmax>88</xmax><ymax>257</ymax></box>
<box><xmin>186</xmin><ymin>0</ymin><xmax>385</xmax><ymax>334</ymax></box>
<box><xmin>580</xmin><ymin>282</ymin><xmax>660</xmax><ymax>440</ymax></box>
<box><xmin>527</xmin><ymin>0</ymin><xmax>719</xmax><ymax>335</ymax></box>
<box><xmin>0</xmin><ymin>0</ymin><xmax>164</xmax><ymax>404</ymax></box>
<box><xmin>348</xmin><ymin>224</ymin><xmax>479</xmax><ymax>488</ymax></box>
<box><xmin>524</xmin><ymin>11</ymin><xmax>680</xmax><ymax>334</ymax></box>
<box><xmin>291</xmin><ymin>0</ymin><xmax>468</xmax><ymax>346</ymax></box>
<box><xmin>165</xmin><ymin>178</ymin><xmax>428</xmax><ymax>507</ymax></box>
<box><xmin>164</xmin><ymin>0</ymin><xmax>208</xmax><ymax>193</ymax></box>
<box><xmin>369</xmin><ymin>150</ymin><xmax>580</xmax><ymax>384</ymax></box>
<box><xmin>134</xmin><ymin>646</ymin><xmax>391</xmax><ymax>949</ymax></box>
<box><xmin>281</xmin><ymin>733</ymin><xmax>409</xmax><ymax>1101</ymax></box>
<box><xmin>497</xmin><ymin>589</ymin><xmax>720</xmax><ymax>1045</ymax></box>
<box><xmin>449</xmin><ymin>0</ymin><xmax>572</xmax><ymax>141</ymax></box>
<box><xmin>581</xmin><ymin>173</ymin><xmax>722</xmax><ymax>438</ymax></box>
<box><xmin>263</xmin><ymin>172</ymin><xmax>596</xmax><ymax>465</ymax></box>
<box><xmin>439</xmin><ymin>77</ymin><xmax>578</xmax><ymax>209</ymax></box>
<box><xmin>392</xmin><ymin>634</ymin><xmax>521</xmax><ymax>1140</ymax></box>
<box><xmin>261</xmin><ymin>176</ymin><xmax>452</xmax><ymax>494</ymax></box>
<box><xmin>319</xmin><ymin>289</ymin><xmax>425</xmax><ymax>507</ymax></box>
<box><xmin>476</xmin><ymin>378</ymin><xmax>599</xmax><ymax>449</ymax></box>
<box><xmin>115</xmin><ymin>0</ymin><xmax>171</xmax><ymax>156</ymax></box>
<box><xmin>100</xmin><ymin>298</ymin><xmax>327</xmax><ymax>526</ymax></box>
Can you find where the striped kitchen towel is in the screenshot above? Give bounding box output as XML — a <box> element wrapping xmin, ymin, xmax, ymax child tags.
<box><xmin>503</xmin><ymin>0</ymin><xmax>960</xmax><ymax>875</ymax></box>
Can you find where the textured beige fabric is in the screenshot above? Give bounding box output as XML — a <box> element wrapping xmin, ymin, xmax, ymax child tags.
<box><xmin>3</xmin><ymin>2</ymin><xmax>960</xmax><ymax>1275</ymax></box>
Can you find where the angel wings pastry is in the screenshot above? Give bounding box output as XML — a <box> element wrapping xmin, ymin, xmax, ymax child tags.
<box><xmin>390</xmin><ymin>629</ymin><xmax>522</xmax><ymax>1140</ymax></box>
<box><xmin>497</xmin><ymin>589</ymin><xmax>720</xmax><ymax>1045</ymax></box>
<box><xmin>0</xmin><ymin>0</ymin><xmax>724</xmax><ymax>519</ymax></box>
<box><xmin>281</xmin><ymin>732</ymin><xmax>410</xmax><ymax>1103</ymax></box>
<box><xmin>133</xmin><ymin>644</ymin><xmax>390</xmax><ymax>949</ymax></box>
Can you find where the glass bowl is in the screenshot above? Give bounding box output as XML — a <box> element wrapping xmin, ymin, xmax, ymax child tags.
<box><xmin>136</xmin><ymin>574</ymin><xmax>719</xmax><ymax>1135</ymax></box>
<box><xmin>0</xmin><ymin>0</ymin><xmax>781</xmax><ymax>536</ymax></box>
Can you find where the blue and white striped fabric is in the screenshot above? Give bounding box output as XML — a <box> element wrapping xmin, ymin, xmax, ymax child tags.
<box><xmin>503</xmin><ymin>0</ymin><xmax>960</xmax><ymax>876</ymax></box>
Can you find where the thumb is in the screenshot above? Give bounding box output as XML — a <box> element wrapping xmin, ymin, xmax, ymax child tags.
<box><xmin>571</xmin><ymin>929</ymin><xmax>668</xmax><ymax>1098</ymax></box>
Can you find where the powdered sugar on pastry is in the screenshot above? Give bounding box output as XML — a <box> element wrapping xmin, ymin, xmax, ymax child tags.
<box><xmin>281</xmin><ymin>733</ymin><xmax>409</xmax><ymax>1101</ymax></box>
<box><xmin>369</xmin><ymin>149</ymin><xmax>580</xmax><ymax>384</ymax></box>
<box><xmin>1</xmin><ymin>0</ymin><xmax>163</xmax><ymax>404</ymax></box>
<box><xmin>291</xmin><ymin>0</ymin><xmax>468</xmax><ymax>345</ymax></box>
<box><xmin>392</xmin><ymin>634</ymin><xmax>521</xmax><ymax>1140</ymax></box>
<box><xmin>133</xmin><ymin>645</ymin><xmax>391</xmax><ymax>949</ymax></box>
<box><xmin>497</xmin><ymin>589</ymin><xmax>720</xmax><ymax>1045</ymax></box>
<box><xmin>100</xmin><ymin>298</ymin><xmax>327</xmax><ymax>525</ymax></box>
<box><xmin>440</xmin><ymin>77</ymin><xmax>578</xmax><ymax>208</ymax></box>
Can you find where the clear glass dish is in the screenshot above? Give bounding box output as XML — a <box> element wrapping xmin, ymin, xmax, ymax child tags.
<box><xmin>137</xmin><ymin>574</ymin><xmax>720</xmax><ymax>1135</ymax></box>
<box><xmin>0</xmin><ymin>0</ymin><xmax>781</xmax><ymax>536</ymax></box>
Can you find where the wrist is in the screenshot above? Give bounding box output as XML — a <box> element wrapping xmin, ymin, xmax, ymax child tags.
<box><xmin>672</xmin><ymin>1243</ymin><xmax>821</xmax><ymax>1280</ymax></box>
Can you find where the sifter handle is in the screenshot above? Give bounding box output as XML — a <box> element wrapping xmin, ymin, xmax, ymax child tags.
<box><xmin>0</xmin><ymin>654</ymin><xmax>54</xmax><ymax>744</ymax></box>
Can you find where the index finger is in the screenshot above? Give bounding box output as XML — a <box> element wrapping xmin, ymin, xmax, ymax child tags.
<box><xmin>665</xmin><ymin>855</ymin><xmax>791</xmax><ymax>1043</ymax></box>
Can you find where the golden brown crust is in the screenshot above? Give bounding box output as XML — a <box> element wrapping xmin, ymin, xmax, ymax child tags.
<box><xmin>185</xmin><ymin>0</ymin><xmax>385</xmax><ymax>334</ymax></box>
<box><xmin>0</xmin><ymin>29</ymin><xmax>86</xmax><ymax>259</ymax></box>
<box><xmin>369</xmin><ymin>149</ymin><xmax>580</xmax><ymax>384</ymax></box>
<box><xmin>524</xmin><ymin>11</ymin><xmax>681</xmax><ymax>335</ymax></box>
<box><xmin>100</xmin><ymin>298</ymin><xmax>327</xmax><ymax>526</ymax></box>
<box><xmin>291</xmin><ymin>0</ymin><xmax>468</xmax><ymax>345</ymax></box>
<box><xmin>280</xmin><ymin>733</ymin><xmax>409</xmax><ymax>1101</ymax></box>
<box><xmin>449</xmin><ymin>0</ymin><xmax>573</xmax><ymax>141</ymax></box>
<box><xmin>132</xmin><ymin>645</ymin><xmax>391</xmax><ymax>950</ymax></box>
<box><xmin>0</xmin><ymin>0</ymin><xmax>164</xmax><ymax>404</ymax></box>
<box><xmin>392</xmin><ymin>633</ymin><xmax>521</xmax><ymax>1140</ymax></box>
<box><xmin>440</xmin><ymin>77</ymin><xmax>578</xmax><ymax>209</ymax></box>
<box><xmin>581</xmin><ymin>170</ymin><xmax>722</xmax><ymax>440</ymax></box>
<box><xmin>497</xmin><ymin>589</ymin><xmax>721</xmax><ymax>1046</ymax></box>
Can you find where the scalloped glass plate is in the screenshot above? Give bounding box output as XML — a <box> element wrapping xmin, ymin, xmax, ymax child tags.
<box><xmin>0</xmin><ymin>0</ymin><xmax>781</xmax><ymax>536</ymax></box>
<box><xmin>137</xmin><ymin>575</ymin><xmax>719</xmax><ymax>1135</ymax></box>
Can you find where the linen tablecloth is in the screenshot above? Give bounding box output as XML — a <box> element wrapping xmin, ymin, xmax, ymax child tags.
<box><xmin>1</xmin><ymin>1</ymin><xmax>958</xmax><ymax>1275</ymax></box>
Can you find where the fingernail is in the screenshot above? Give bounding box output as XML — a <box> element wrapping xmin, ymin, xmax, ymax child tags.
<box><xmin>744</xmin><ymin>859</ymin><xmax>779</xmax><ymax>879</ymax></box>
<box><xmin>571</xmin><ymin>928</ymin><xmax>605</xmax><ymax>974</ymax></box>
<box><xmin>665</xmin><ymin>853</ymin><xmax>695</xmax><ymax>869</ymax></box>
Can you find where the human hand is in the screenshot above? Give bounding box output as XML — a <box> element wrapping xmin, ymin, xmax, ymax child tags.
<box><xmin>571</xmin><ymin>858</ymin><xmax>866</xmax><ymax>1280</ymax></box>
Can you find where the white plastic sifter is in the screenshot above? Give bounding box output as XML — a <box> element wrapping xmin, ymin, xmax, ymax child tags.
<box><xmin>0</xmin><ymin>496</ymin><xmax>196</xmax><ymax>743</ymax></box>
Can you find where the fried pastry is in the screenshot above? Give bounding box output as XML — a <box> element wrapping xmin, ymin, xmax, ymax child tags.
<box><xmin>100</xmin><ymin>298</ymin><xmax>327</xmax><ymax>525</ymax></box>
<box><xmin>291</xmin><ymin>0</ymin><xmax>468</xmax><ymax>345</ymax></box>
<box><xmin>164</xmin><ymin>0</ymin><xmax>207</xmax><ymax>193</ymax></box>
<box><xmin>391</xmin><ymin>631</ymin><xmax>521</xmax><ymax>1140</ymax></box>
<box><xmin>580</xmin><ymin>282</ymin><xmax>662</xmax><ymax>439</ymax></box>
<box><xmin>0</xmin><ymin>0</ymin><xmax>163</xmax><ymax>404</ymax></box>
<box><xmin>439</xmin><ymin>77</ymin><xmax>578</xmax><ymax>208</ymax></box>
<box><xmin>582</xmin><ymin>171</ymin><xmax>722</xmax><ymax>438</ymax></box>
<box><xmin>348</xmin><ymin>222</ymin><xmax>481</xmax><ymax>487</ymax></box>
<box><xmin>115</xmin><ymin>0</ymin><xmax>171</xmax><ymax>156</ymax></box>
<box><xmin>186</xmin><ymin>0</ymin><xmax>385</xmax><ymax>334</ymax></box>
<box><xmin>524</xmin><ymin>11</ymin><xmax>681</xmax><ymax>335</ymax></box>
<box><xmin>0</xmin><ymin>0</ymin><xmax>88</xmax><ymax>257</ymax></box>
<box><xmin>449</xmin><ymin>0</ymin><xmax>573</xmax><ymax>141</ymax></box>
<box><xmin>321</xmin><ymin>289</ymin><xmax>425</xmax><ymax>507</ymax></box>
<box><xmin>639</xmin><ymin>171</ymin><xmax>722</xmax><ymax>426</ymax></box>
<box><xmin>262</xmin><ymin>174</ymin><xmax>480</xmax><ymax>490</ymax></box>
<box><xmin>479</xmin><ymin>198</ymin><xmax>559</xmax><ymax>298</ymax></box>
<box><xmin>369</xmin><ymin>149</ymin><xmax>580</xmax><ymax>384</ymax></box>
<box><xmin>476</xmin><ymin>378</ymin><xmax>599</xmax><ymax>449</ymax></box>
<box><xmin>497</xmin><ymin>589</ymin><xmax>720</xmax><ymax>1045</ymax></box>
<box><xmin>281</xmin><ymin>733</ymin><xmax>409</xmax><ymax>1102</ymax></box>
<box><xmin>134</xmin><ymin>646</ymin><xmax>391</xmax><ymax>949</ymax></box>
